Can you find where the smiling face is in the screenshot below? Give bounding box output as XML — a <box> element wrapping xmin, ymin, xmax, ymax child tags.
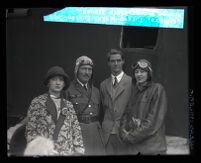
<box><xmin>77</xmin><ymin>65</ymin><xmax>92</xmax><ymax>84</ymax></box>
<box><xmin>134</xmin><ymin>68</ymin><xmax>148</xmax><ymax>84</ymax></box>
<box><xmin>48</xmin><ymin>76</ymin><xmax>65</xmax><ymax>94</ymax></box>
<box><xmin>108</xmin><ymin>54</ymin><xmax>124</xmax><ymax>76</ymax></box>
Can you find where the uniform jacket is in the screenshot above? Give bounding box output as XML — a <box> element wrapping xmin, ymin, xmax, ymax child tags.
<box><xmin>100</xmin><ymin>73</ymin><xmax>132</xmax><ymax>145</ymax></box>
<box><xmin>25</xmin><ymin>93</ymin><xmax>84</xmax><ymax>155</ymax></box>
<box><xmin>120</xmin><ymin>82</ymin><xmax>167</xmax><ymax>154</ymax></box>
<box><xmin>66</xmin><ymin>79</ymin><xmax>105</xmax><ymax>155</ymax></box>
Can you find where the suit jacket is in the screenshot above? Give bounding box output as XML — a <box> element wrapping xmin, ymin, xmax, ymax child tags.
<box><xmin>100</xmin><ymin>73</ymin><xmax>132</xmax><ymax>145</ymax></box>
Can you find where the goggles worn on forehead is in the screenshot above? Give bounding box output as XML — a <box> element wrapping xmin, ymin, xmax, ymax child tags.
<box><xmin>76</xmin><ymin>59</ymin><xmax>93</xmax><ymax>66</ymax></box>
<box><xmin>132</xmin><ymin>60</ymin><xmax>152</xmax><ymax>72</ymax></box>
<box><xmin>137</xmin><ymin>61</ymin><xmax>148</xmax><ymax>68</ymax></box>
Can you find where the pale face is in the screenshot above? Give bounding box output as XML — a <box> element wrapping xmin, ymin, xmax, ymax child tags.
<box><xmin>108</xmin><ymin>54</ymin><xmax>124</xmax><ymax>76</ymax></box>
<box><xmin>48</xmin><ymin>76</ymin><xmax>65</xmax><ymax>93</ymax></box>
<box><xmin>77</xmin><ymin>65</ymin><xmax>92</xmax><ymax>84</ymax></box>
<box><xmin>134</xmin><ymin>68</ymin><xmax>148</xmax><ymax>84</ymax></box>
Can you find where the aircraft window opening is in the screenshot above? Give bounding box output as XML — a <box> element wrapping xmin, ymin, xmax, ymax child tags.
<box><xmin>121</xmin><ymin>26</ymin><xmax>159</xmax><ymax>49</ymax></box>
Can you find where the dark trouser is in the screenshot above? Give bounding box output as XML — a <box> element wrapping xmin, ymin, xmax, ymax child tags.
<box><xmin>105</xmin><ymin>134</ymin><xmax>128</xmax><ymax>155</ymax></box>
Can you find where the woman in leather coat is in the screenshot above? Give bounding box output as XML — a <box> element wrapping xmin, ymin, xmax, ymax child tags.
<box><xmin>119</xmin><ymin>59</ymin><xmax>168</xmax><ymax>155</ymax></box>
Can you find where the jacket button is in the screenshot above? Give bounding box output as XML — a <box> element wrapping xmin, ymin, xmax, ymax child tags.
<box><xmin>88</xmin><ymin>105</ymin><xmax>91</xmax><ymax>107</ymax></box>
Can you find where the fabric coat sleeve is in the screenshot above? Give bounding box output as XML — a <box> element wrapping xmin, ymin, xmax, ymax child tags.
<box><xmin>99</xmin><ymin>84</ymin><xmax>105</xmax><ymax>125</ymax></box>
<box><xmin>119</xmin><ymin>108</ymin><xmax>131</xmax><ymax>141</ymax></box>
<box><xmin>126</xmin><ymin>84</ymin><xmax>167</xmax><ymax>144</ymax></box>
<box><xmin>119</xmin><ymin>87</ymin><xmax>135</xmax><ymax>141</ymax></box>
<box><xmin>97</xmin><ymin>89</ymin><xmax>104</xmax><ymax>125</ymax></box>
<box><xmin>25</xmin><ymin>99</ymin><xmax>42</xmax><ymax>143</ymax></box>
<box><xmin>99</xmin><ymin>84</ymin><xmax>106</xmax><ymax>113</ymax></box>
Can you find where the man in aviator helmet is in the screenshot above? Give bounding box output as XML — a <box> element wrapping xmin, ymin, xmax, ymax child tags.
<box><xmin>65</xmin><ymin>56</ymin><xmax>105</xmax><ymax>155</ymax></box>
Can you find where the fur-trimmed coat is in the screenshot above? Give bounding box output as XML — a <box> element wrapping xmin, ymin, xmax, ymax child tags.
<box><xmin>25</xmin><ymin>93</ymin><xmax>84</xmax><ymax>155</ymax></box>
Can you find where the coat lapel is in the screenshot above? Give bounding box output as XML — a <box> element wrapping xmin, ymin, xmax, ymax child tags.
<box><xmin>46</xmin><ymin>94</ymin><xmax>57</xmax><ymax>123</ymax></box>
<box><xmin>74</xmin><ymin>80</ymin><xmax>83</xmax><ymax>94</ymax></box>
<box><xmin>113</xmin><ymin>74</ymin><xmax>127</xmax><ymax>100</ymax></box>
<box><xmin>46</xmin><ymin>94</ymin><xmax>67</xmax><ymax>141</ymax></box>
<box><xmin>53</xmin><ymin>98</ymin><xmax>66</xmax><ymax>141</ymax></box>
<box><xmin>114</xmin><ymin>84</ymin><xmax>125</xmax><ymax>100</ymax></box>
<box><xmin>104</xmin><ymin>77</ymin><xmax>115</xmax><ymax>117</ymax></box>
<box><xmin>105</xmin><ymin>77</ymin><xmax>113</xmax><ymax>100</ymax></box>
<box><xmin>74</xmin><ymin>79</ymin><xmax>90</xmax><ymax>97</ymax></box>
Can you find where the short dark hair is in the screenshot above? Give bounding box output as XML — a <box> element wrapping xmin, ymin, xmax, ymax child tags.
<box><xmin>107</xmin><ymin>48</ymin><xmax>125</xmax><ymax>61</ymax></box>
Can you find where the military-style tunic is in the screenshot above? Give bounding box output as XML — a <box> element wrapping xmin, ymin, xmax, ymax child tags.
<box><xmin>66</xmin><ymin>79</ymin><xmax>105</xmax><ymax>155</ymax></box>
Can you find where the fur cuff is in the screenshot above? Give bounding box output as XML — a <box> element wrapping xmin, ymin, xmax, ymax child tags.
<box><xmin>24</xmin><ymin>136</ymin><xmax>58</xmax><ymax>156</ymax></box>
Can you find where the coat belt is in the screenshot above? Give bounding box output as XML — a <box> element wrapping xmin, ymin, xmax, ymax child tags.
<box><xmin>77</xmin><ymin>115</ymin><xmax>98</xmax><ymax>124</ymax></box>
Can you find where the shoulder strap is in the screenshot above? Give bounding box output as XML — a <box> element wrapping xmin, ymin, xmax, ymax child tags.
<box><xmin>52</xmin><ymin>97</ymin><xmax>66</xmax><ymax>141</ymax></box>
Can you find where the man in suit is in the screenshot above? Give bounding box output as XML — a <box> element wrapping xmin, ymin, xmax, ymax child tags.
<box><xmin>100</xmin><ymin>48</ymin><xmax>132</xmax><ymax>155</ymax></box>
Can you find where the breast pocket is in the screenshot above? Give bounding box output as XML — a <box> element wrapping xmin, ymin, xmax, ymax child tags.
<box><xmin>89</xmin><ymin>99</ymin><xmax>99</xmax><ymax>115</ymax></box>
<box><xmin>72</xmin><ymin>97</ymin><xmax>90</xmax><ymax>114</ymax></box>
<box><xmin>140</xmin><ymin>95</ymin><xmax>152</xmax><ymax>103</ymax></box>
<box><xmin>68</xmin><ymin>93</ymin><xmax>81</xmax><ymax>100</ymax></box>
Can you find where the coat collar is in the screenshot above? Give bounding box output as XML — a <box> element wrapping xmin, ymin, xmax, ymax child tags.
<box><xmin>46</xmin><ymin>93</ymin><xmax>66</xmax><ymax>123</ymax></box>
<box><xmin>76</xmin><ymin>78</ymin><xmax>88</xmax><ymax>89</ymax></box>
<box><xmin>136</xmin><ymin>81</ymin><xmax>153</xmax><ymax>92</ymax></box>
<box><xmin>46</xmin><ymin>94</ymin><xmax>58</xmax><ymax>123</ymax></box>
<box><xmin>72</xmin><ymin>78</ymin><xmax>92</xmax><ymax>97</ymax></box>
<box><xmin>46</xmin><ymin>93</ymin><xmax>67</xmax><ymax>141</ymax></box>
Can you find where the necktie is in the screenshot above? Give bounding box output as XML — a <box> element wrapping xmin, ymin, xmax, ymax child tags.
<box><xmin>113</xmin><ymin>77</ymin><xmax>118</xmax><ymax>86</ymax></box>
<box><xmin>84</xmin><ymin>84</ymin><xmax>88</xmax><ymax>91</ymax></box>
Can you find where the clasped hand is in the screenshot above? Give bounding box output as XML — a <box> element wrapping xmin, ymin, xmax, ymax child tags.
<box><xmin>120</xmin><ymin>117</ymin><xmax>141</xmax><ymax>143</ymax></box>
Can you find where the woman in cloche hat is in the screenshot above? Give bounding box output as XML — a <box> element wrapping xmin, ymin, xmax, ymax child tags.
<box><xmin>23</xmin><ymin>66</ymin><xmax>85</xmax><ymax>156</ymax></box>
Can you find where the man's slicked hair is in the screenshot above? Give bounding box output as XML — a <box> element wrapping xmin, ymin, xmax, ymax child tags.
<box><xmin>107</xmin><ymin>48</ymin><xmax>125</xmax><ymax>61</ymax></box>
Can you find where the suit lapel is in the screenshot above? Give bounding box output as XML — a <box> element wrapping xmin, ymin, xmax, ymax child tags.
<box><xmin>105</xmin><ymin>77</ymin><xmax>113</xmax><ymax>99</ymax></box>
<box><xmin>104</xmin><ymin>77</ymin><xmax>115</xmax><ymax>117</ymax></box>
<box><xmin>113</xmin><ymin>74</ymin><xmax>127</xmax><ymax>100</ymax></box>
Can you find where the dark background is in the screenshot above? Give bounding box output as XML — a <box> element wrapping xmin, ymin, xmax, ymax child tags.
<box><xmin>6</xmin><ymin>7</ymin><xmax>189</xmax><ymax>138</ymax></box>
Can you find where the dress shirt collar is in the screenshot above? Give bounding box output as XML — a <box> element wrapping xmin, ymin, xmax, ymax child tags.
<box><xmin>111</xmin><ymin>71</ymin><xmax>124</xmax><ymax>84</ymax></box>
